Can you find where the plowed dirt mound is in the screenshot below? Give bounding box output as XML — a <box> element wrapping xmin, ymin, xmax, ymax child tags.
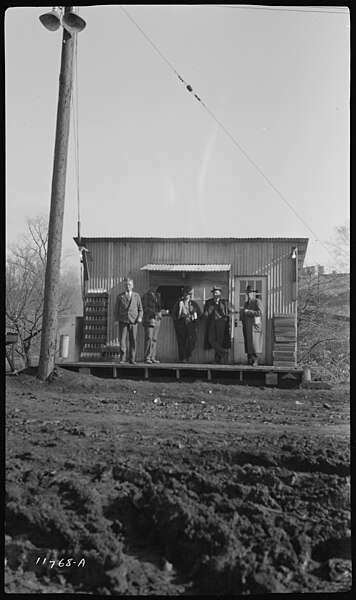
<box><xmin>5</xmin><ymin>368</ymin><xmax>351</xmax><ymax>594</ymax></box>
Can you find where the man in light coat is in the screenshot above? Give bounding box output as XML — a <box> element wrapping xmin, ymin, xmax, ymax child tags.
<box><xmin>114</xmin><ymin>278</ymin><xmax>143</xmax><ymax>364</ymax></box>
<box><xmin>242</xmin><ymin>285</ymin><xmax>263</xmax><ymax>366</ymax></box>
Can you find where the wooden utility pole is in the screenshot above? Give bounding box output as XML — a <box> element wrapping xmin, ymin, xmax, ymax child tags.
<box><xmin>38</xmin><ymin>9</ymin><xmax>75</xmax><ymax>380</ymax></box>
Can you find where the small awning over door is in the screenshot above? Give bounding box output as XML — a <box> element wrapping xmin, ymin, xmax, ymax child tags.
<box><xmin>141</xmin><ymin>264</ymin><xmax>231</xmax><ymax>272</ymax></box>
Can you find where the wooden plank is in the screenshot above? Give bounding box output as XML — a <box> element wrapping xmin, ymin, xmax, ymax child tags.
<box><xmin>274</xmin><ymin>331</ymin><xmax>296</xmax><ymax>336</ymax></box>
<box><xmin>274</xmin><ymin>316</ymin><xmax>296</xmax><ymax>321</ymax></box>
<box><xmin>275</xmin><ymin>336</ymin><xmax>297</xmax><ymax>342</ymax></box>
<box><xmin>59</xmin><ymin>361</ymin><xmax>304</xmax><ymax>374</ymax></box>
<box><xmin>85</xmin><ymin>292</ymin><xmax>108</xmax><ymax>297</ymax></box>
<box><xmin>273</xmin><ymin>361</ymin><xmax>296</xmax><ymax>367</ymax></box>
<box><xmin>273</xmin><ymin>351</ymin><xmax>296</xmax><ymax>360</ymax></box>
<box><xmin>273</xmin><ymin>319</ymin><xmax>297</xmax><ymax>325</ymax></box>
<box><xmin>274</xmin><ymin>333</ymin><xmax>296</xmax><ymax>338</ymax></box>
<box><xmin>273</xmin><ymin>344</ymin><xmax>296</xmax><ymax>351</ymax></box>
<box><xmin>274</xmin><ymin>317</ymin><xmax>296</xmax><ymax>322</ymax></box>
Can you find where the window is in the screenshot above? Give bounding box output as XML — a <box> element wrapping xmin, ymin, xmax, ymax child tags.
<box><xmin>156</xmin><ymin>286</ymin><xmax>183</xmax><ymax>312</ymax></box>
<box><xmin>238</xmin><ymin>279</ymin><xmax>264</xmax><ymax>321</ymax></box>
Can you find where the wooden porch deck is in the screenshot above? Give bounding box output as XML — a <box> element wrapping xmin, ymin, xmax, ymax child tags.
<box><xmin>57</xmin><ymin>361</ymin><xmax>305</xmax><ymax>388</ymax></box>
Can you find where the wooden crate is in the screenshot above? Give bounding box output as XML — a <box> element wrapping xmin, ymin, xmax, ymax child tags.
<box><xmin>273</xmin><ymin>313</ymin><xmax>297</xmax><ymax>367</ymax></box>
<box><xmin>80</xmin><ymin>293</ymin><xmax>108</xmax><ymax>361</ymax></box>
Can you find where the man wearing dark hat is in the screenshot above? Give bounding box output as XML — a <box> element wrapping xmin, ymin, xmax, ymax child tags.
<box><xmin>242</xmin><ymin>285</ymin><xmax>263</xmax><ymax>366</ymax></box>
<box><xmin>203</xmin><ymin>285</ymin><xmax>231</xmax><ymax>364</ymax></box>
<box><xmin>171</xmin><ymin>286</ymin><xmax>201</xmax><ymax>362</ymax></box>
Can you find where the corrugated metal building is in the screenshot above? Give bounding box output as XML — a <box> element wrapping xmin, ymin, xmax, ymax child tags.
<box><xmin>77</xmin><ymin>236</ymin><xmax>308</xmax><ymax>365</ymax></box>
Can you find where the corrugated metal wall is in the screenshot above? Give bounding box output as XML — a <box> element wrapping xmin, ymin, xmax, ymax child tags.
<box><xmin>84</xmin><ymin>239</ymin><xmax>305</xmax><ymax>364</ymax></box>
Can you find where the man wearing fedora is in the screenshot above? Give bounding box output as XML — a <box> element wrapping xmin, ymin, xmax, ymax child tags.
<box><xmin>203</xmin><ymin>285</ymin><xmax>231</xmax><ymax>364</ymax></box>
<box><xmin>242</xmin><ymin>285</ymin><xmax>263</xmax><ymax>366</ymax></box>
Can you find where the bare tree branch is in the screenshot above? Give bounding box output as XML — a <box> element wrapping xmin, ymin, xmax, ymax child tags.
<box><xmin>6</xmin><ymin>216</ymin><xmax>82</xmax><ymax>368</ymax></box>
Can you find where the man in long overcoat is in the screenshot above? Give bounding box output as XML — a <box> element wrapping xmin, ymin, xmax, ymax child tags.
<box><xmin>171</xmin><ymin>286</ymin><xmax>201</xmax><ymax>362</ymax></box>
<box><xmin>203</xmin><ymin>284</ymin><xmax>231</xmax><ymax>364</ymax></box>
<box><xmin>114</xmin><ymin>277</ymin><xmax>143</xmax><ymax>364</ymax></box>
<box><xmin>242</xmin><ymin>285</ymin><xmax>263</xmax><ymax>366</ymax></box>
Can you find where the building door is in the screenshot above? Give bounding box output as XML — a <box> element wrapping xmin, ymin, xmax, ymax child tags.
<box><xmin>233</xmin><ymin>277</ymin><xmax>267</xmax><ymax>364</ymax></box>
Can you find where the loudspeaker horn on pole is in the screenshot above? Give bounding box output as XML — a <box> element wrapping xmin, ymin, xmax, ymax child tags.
<box><xmin>62</xmin><ymin>7</ymin><xmax>86</xmax><ymax>34</ymax></box>
<box><xmin>39</xmin><ymin>7</ymin><xmax>62</xmax><ymax>31</ymax></box>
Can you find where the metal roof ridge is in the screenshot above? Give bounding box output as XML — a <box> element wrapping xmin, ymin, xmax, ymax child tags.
<box><xmin>75</xmin><ymin>236</ymin><xmax>309</xmax><ymax>241</ymax></box>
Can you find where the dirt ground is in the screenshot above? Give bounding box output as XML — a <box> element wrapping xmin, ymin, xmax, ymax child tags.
<box><xmin>5</xmin><ymin>367</ymin><xmax>351</xmax><ymax>595</ymax></box>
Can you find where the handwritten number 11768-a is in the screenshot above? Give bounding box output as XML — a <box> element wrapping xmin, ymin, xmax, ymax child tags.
<box><xmin>35</xmin><ymin>557</ymin><xmax>86</xmax><ymax>568</ymax></box>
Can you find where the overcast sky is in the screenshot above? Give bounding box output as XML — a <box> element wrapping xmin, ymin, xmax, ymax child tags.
<box><xmin>5</xmin><ymin>5</ymin><xmax>350</xmax><ymax>273</ymax></box>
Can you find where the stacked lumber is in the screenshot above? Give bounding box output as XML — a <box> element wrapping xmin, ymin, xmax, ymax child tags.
<box><xmin>273</xmin><ymin>313</ymin><xmax>297</xmax><ymax>367</ymax></box>
<box><xmin>80</xmin><ymin>293</ymin><xmax>108</xmax><ymax>361</ymax></box>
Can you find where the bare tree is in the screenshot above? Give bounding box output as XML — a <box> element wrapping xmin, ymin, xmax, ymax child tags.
<box><xmin>298</xmin><ymin>268</ymin><xmax>349</xmax><ymax>383</ymax></box>
<box><xmin>6</xmin><ymin>215</ymin><xmax>82</xmax><ymax>368</ymax></box>
<box><xmin>325</xmin><ymin>220</ymin><xmax>350</xmax><ymax>273</ymax></box>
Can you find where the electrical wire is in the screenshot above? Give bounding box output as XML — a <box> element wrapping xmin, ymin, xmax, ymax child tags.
<box><xmin>71</xmin><ymin>34</ymin><xmax>81</xmax><ymax>238</ymax></box>
<box><xmin>119</xmin><ymin>5</ymin><xmax>181</xmax><ymax>78</ymax></box>
<box><xmin>119</xmin><ymin>4</ymin><xmax>339</xmax><ymax>262</ymax></box>
<box><xmin>194</xmin><ymin>5</ymin><xmax>349</xmax><ymax>15</ymax></box>
<box><xmin>70</xmin><ymin>33</ymin><xmax>86</xmax><ymax>299</ymax></box>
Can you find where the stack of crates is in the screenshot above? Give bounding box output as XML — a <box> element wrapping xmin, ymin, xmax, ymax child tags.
<box><xmin>80</xmin><ymin>293</ymin><xmax>108</xmax><ymax>361</ymax></box>
<box><xmin>272</xmin><ymin>313</ymin><xmax>297</xmax><ymax>367</ymax></box>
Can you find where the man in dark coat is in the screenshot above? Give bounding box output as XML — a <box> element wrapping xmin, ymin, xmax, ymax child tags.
<box><xmin>242</xmin><ymin>285</ymin><xmax>263</xmax><ymax>366</ymax></box>
<box><xmin>141</xmin><ymin>284</ymin><xmax>162</xmax><ymax>364</ymax></box>
<box><xmin>203</xmin><ymin>285</ymin><xmax>231</xmax><ymax>364</ymax></box>
<box><xmin>114</xmin><ymin>277</ymin><xmax>143</xmax><ymax>365</ymax></box>
<box><xmin>171</xmin><ymin>286</ymin><xmax>201</xmax><ymax>362</ymax></box>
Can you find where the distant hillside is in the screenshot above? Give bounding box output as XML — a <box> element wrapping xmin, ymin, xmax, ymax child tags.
<box><xmin>317</xmin><ymin>273</ymin><xmax>349</xmax><ymax>316</ymax></box>
<box><xmin>299</xmin><ymin>272</ymin><xmax>349</xmax><ymax>316</ymax></box>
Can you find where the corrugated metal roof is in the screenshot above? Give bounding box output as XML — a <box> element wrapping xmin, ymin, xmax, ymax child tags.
<box><xmin>77</xmin><ymin>236</ymin><xmax>309</xmax><ymax>244</ymax></box>
<box><xmin>141</xmin><ymin>264</ymin><xmax>231</xmax><ymax>272</ymax></box>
